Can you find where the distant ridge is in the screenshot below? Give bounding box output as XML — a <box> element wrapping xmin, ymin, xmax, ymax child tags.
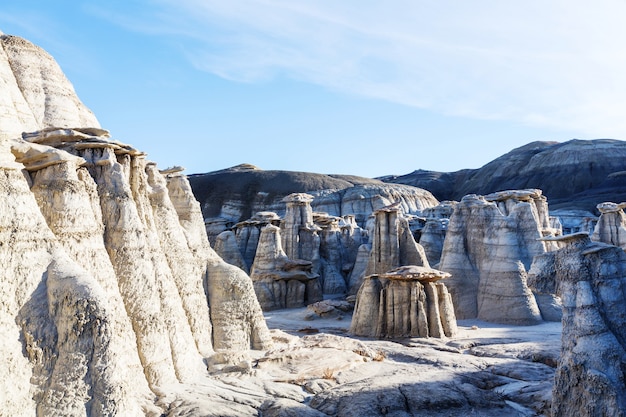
<box><xmin>381</xmin><ymin>139</ymin><xmax>626</xmax><ymax>213</ymax></box>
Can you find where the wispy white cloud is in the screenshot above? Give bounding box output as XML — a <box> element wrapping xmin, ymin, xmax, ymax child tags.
<box><xmin>99</xmin><ymin>0</ymin><xmax>626</xmax><ymax>137</ymax></box>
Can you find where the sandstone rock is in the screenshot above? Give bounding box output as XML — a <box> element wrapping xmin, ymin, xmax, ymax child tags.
<box><xmin>280</xmin><ymin>193</ymin><xmax>321</xmax><ymax>271</ymax></box>
<box><xmin>365</xmin><ymin>203</ymin><xmax>430</xmax><ymax>276</ymax></box>
<box><xmin>315</xmin><ymin>213</ymin><xmax>349</xmax><ymax>294</ymax></box>
<box><xmin>0</xmin><ymin>35</ymin><xmax>99</xmax><ymax>140</ymax></box>
<box><xmin>591</xmin><ymin>201</ymin><xmax>626</xmax><ymax>249</ymax></box>
<box><xmin>418</xmin><ymin>218</ymin><xmax>447</xmax><ymax>266</ymax></box>
<box><xmin>234</xmin><ymin>211</ymin><xmax>281</xmax><ymax>271</ymax></box>
<box><xmin>351</xmin><ymin>266</ymin><xmax>457</xmax><ymax>339</ymax></box>
<box><xmin>529</xmin><ymin>233</ymin><xmax>626</xmax><ymax>417</ymax></box>
<box><xmin>550</xmin><ymin>208</ymin><xmax>597</xmax><ymax>235</ymax></box>
<box><xmin>438</xmin><ymin>192</ymin><xmax>545</xmax><ymax>324</ymax></box>
<box><xmin>214</xmin><ymin>230</ymin><xmax>248</xmax><ymax>272</ymax></box>
<box><xmin>2</xmin><ymin>120</ymin><xmax>275</xmax><ymax>413</ymax></box>
<box><xmin>250</xmin><ymin>225</ymin><xmax>322</xmax><ymax>310</ymax></box>
<box><xmin>1</xmin><ymin>143</ymin><xmax>156</xmax><ymax>415</ymax></box>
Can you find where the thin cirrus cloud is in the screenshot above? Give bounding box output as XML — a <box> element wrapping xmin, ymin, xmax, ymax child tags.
<box><xmin>104</xmin><ymin>0</ymin><xmax>626</xmax><ymax>138</ymax></box>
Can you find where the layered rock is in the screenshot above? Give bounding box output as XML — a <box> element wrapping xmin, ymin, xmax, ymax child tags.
<box><xmin>315</xmin><ymin>213</ymin><xmax>349</xmax><ymax>294</ymax></box>
<box><xmin>280</xmin><ymin>193</ymin><xmax>321</xmax><ymax>270</ymax></box>
<box><xmin>214</xmin><ymin>230</ymin><xmax>248</xmax><ymax>272</ymax></box>
<box><xmin>529</xmin><ymin>233</ymin><xmax>626</xmax><ymax>417</ymax></box>
<box><xmin>417</xmin><ymin>218</ymin><xmax>448</xmax><ymax>266</ymax></box>
<box><xmin>591</xmin><ymin>202</ymin><xmax>626</xmax><ymax>249</ymax></box>
<box><xmin>233</xmin><ymin>211</ymin><xmax>281</xmax><ymax>272</ymax></box>
<box><xmin>1</xmin><ymin>124</ymin><xmax>273</xmax><ymax>414</ymax></box>
<box><xmin>351</xmin><ymin>265</ymin><xmax>457</xmax><ymax>339</ymax></box>
<box><xmin>550</xmin><ymin>208</ymin><xmax>597</xmax><ymax>235</ymax></box>
<box><xmin>1</xmin><ymin>139</ymin><xmax>155</xmax><ymax>416</ymax></box>
<box><xmin>438</xmin><ymin>191</ymin><xmax>546</xmax><ymax>324</ymax></box>
<box><xmin>345</xmin><ymin>204</ymin><xmax>430</xmax><ymax>295</ymax></box>
<box><xmin>250</xmin><ymin>225</ymin><xmax>323</xmax><ymax>310</ymax></box>
<box><xmin>0</xmin><ymin>34</ymin><xmax>99</xmax><ymax>139</ymax></box>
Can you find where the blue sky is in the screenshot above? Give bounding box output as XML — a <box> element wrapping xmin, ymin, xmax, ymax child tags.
<box><xmin>1</xmin><ymin>1</ymin><xmax>624</xmax><ymax>177</ymax></box>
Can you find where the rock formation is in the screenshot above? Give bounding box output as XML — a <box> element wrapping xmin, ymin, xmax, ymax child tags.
<box><xmin>438</xmin><ymin>190</ymin><xmax>548</xmax><ymax>324</ymax></box>
<box><xmin>214</xmin><ymin>230</ymin><xmax>248</xmax><ymax>272</ymax></box>
<box><xmin>550</xmin><ymin>208</ymin><xmax>597</xmax><ymax>235</ymax></box>
<box><xmin>528</xmin><ymin>233</ymin><xmax>626</xmax><ymax>417</ymax></box>
<box><xmin>343</xmin><ymin>203</ymin><xmax>431</xmax><ymax>295</ymax></box>
<box><xmin>229</xmin><ymin>211</ymin><xmax>280</xmax><ymax>272</ymax></box>
<box><xmin>280</xmin><ymin>193</ymin><xmax>321</xmax><ymax>270</ymax></box>
<box><xmin>250</xmin><ymin>224</ymin><xmax>323</xmax><ymax>310</ymax></box>
<box><xmin>0</xmin><ymin>34</ymin><xmax>99</xmax><ymax>139</ymax></box>
<box><xmin>591</xmin><ymin>201</ymin><xmax>626</xmax><ymax>249</ymax></box>
<box><xmin>351</xmin><ymin>265</ymin><xmax>457</xmax><ymax>339</ymax></box>
<box><xmin>2</xmin><ymin>123</ymin><xmax>272</xmax><ymax>413</ymax></box>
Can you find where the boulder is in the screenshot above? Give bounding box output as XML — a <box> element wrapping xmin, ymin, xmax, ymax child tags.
<box><xmin>528</xmin><ymin>233</ymin><xmax>626</xmax><ymax>417</ymax></box>
<box><xmin>351</xmin><ymin>265</ymin><xmax>457</xmax><ymax>339</ymax></box>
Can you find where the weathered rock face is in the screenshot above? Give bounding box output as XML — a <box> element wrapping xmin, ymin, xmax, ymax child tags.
<box><xmin>1</xmin><ymin>122</ymin><xmax>273</xmax><ymax>415</ymax></box>
<box><xmin>348</xmin><ymin>204</ymin><xmax>430</xmax><ymax>295</ymax></box>
<box><xmin>550</xmin><ymin>208</ymin><xmax>597</xmax><ymax>235</ymax></box>
<box><xmin>528</xmin><ymin>233</ymin><xmax>626</xmax><ymax>417</ymax></box>
<box><xmin>418</xmin><ymin>218</ymin><xmax>447</xmax><ymax>266</ymax></box>
<box><xmin>280</xmin><ymin>193</ymin><xmax>321</xmax><ymax>271</ymax></box>
<box><xmin>233</xmin><ymin>211</ymin><xmax>281</xmax><ymax>271</ymax></box>
<box><xmin>214</xmin><ymin>230</ymin><xmax>248</xmax><ymax>272</ymax></box>
<box><xmin>438</xmin><ymin>191</ymin><xmax>547</xmax><ymax>324</ymax></box>
<box><xmin>591</xmin><ymin>202</ymin><xmax>626</xmax><ymax>249</ymax></box>
<box><xmin>351</xmin><ymin>266</ymin><xmax>457</xmax><ymax>339</ymax></box>
<box><xmin>0</xmin><ymin>34</ymin><xmax>99</xmax><ymax>139</ymax></box>
<box><xmin>188</xmin><ymin>165</ymin><xmax>439</xmax><ymax>227</ymax></box>
<box><xmin>250</xmin><ymin>224</ymin><xmax>323</xmax><ymax>310</ymax></box>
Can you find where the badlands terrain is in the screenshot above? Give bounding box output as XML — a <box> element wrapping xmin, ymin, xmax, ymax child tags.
<box><xmin>1</xmin><ymin>31</ymin><xmax>626</xmax><ymax>417</ymax></box>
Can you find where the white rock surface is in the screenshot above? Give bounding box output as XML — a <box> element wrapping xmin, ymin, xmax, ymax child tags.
<box><xmin>0</xmin><ymin>35</ymin><xmax>99</xmax><ymax>139</ymax></box>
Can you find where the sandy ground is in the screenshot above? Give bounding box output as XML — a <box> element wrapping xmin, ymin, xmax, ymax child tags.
<box><xmin>165</xmin><ymin>307</ymin><xmax>562</xmax><ymax>416</ymax></box>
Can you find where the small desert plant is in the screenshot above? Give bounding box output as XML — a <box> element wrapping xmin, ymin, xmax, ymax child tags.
<box><xmin>373</xmin><ymin>350</ymin><xmax>386</xmax><ymax>362</ymax></box>
<box><xmin>322</xmin><ymin>367</ymin><xmax>335</xmax><ymax>380</ymax></box>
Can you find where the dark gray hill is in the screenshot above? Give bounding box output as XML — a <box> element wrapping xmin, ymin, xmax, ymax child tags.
<box><xmin>383</xmin><ymin>139</ymin><xmax>626</xmax><ymax>212</ymax></box>
<box><xmin>188</xmin><ymin>163</ymin><xmax>437</xmax><ymax>223</ymax></box>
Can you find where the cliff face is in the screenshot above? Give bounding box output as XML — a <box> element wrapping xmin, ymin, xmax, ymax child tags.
<box><xmin>0</xmin><ymin>33</ymin><xmax>270</xmax><ymax>415</ymax></box>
